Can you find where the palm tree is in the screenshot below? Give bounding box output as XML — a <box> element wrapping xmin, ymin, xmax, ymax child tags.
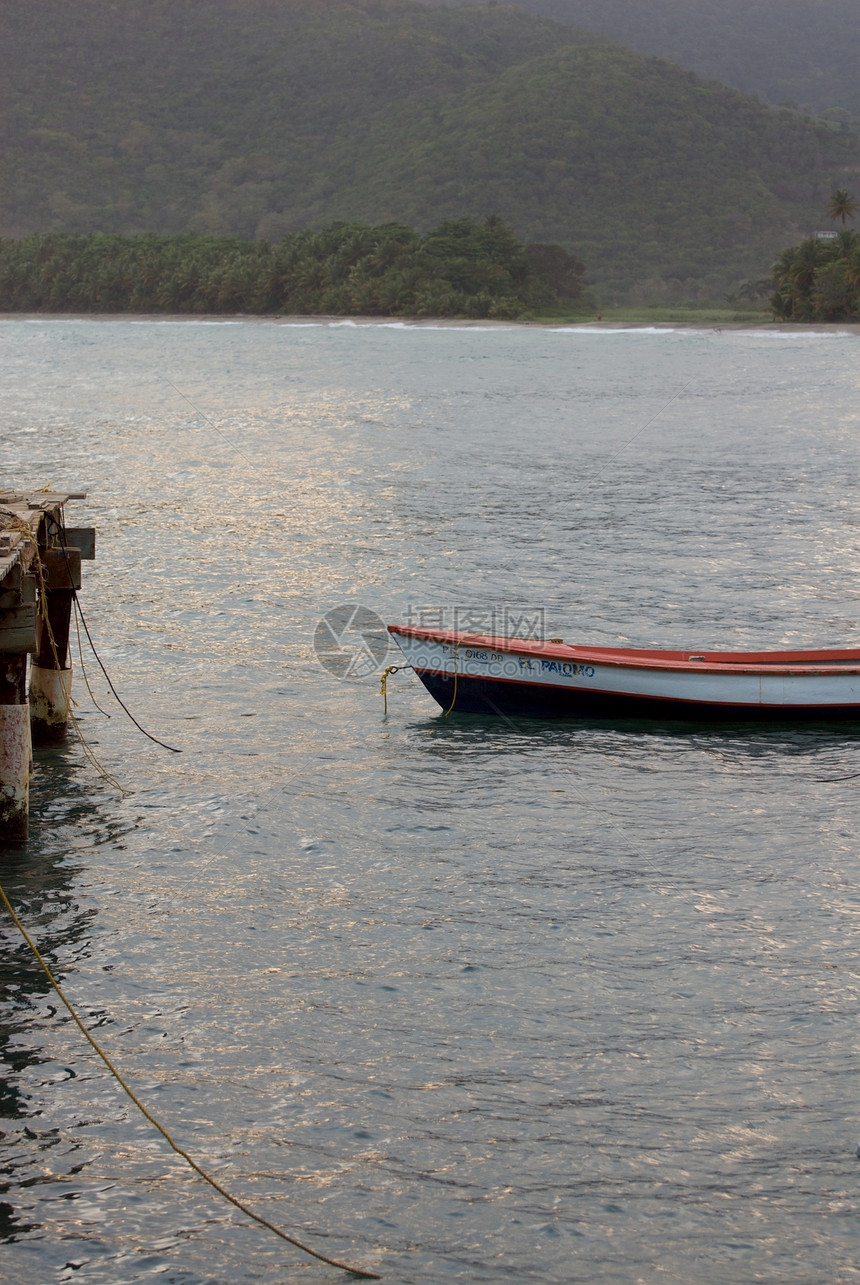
<box><xmin>845</xmin><ymin>243</ymin><xmax>860</xmax><ymax>295</ymax></box>
<box><xmin>771</xmin><ymin>239</ymin><xmax>827</xmax><ymax>319</ymax></box>
<box><xmin>827</xmin><ymin>189</ymin><xmax>858</xmax><ymax>225</ymax></box>
<box><xmin>792</xmin><ymin>238</ymin><xmax>827</xmax><ymax>290</ymax></box>
<box><xmin>733</xmin><ymin>278</ymin><xmax>773</xmax><ymax>302</ymax></box>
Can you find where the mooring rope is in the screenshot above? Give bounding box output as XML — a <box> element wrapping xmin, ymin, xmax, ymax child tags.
<box><xmin>72</xmin><ymin>595</ymin><xmax>112</xmax><ymax>719</ymax></box>
<box><xmin>65</xmin><ymin>587</ymin><xmax>181</xmax><ymax>754</ymax></box>
<box><xmin>0</xmin><ymin>883</ymin><xmax>380</xmax><ymax>1280</ymax></box>
<box><xmin>50</xmin><ymin>517</ymin><xmax>181</xmax><ymax>754</ymax></box>
<box><xmin>1</xmin><ymin>503</ymin><xmax>177</xmax><ymax>771</ymax></box>
<box><xmin>379</xmin><ymin>665</ymin><xmax>403</xmax><ymax>715</ymax></box>
<box><xmin>443</xmin><ymin>639</ymin><xmax>463</xmax><ymax>716</ymax></box>
<box><xmin>30</xmin><ymin>543</ymin><xmax>125</xmax><ymax>793</ymax></box>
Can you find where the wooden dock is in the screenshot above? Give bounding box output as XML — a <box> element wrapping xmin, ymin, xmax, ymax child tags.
<box><xmin>0</xmin><ymin>491</ymin><xmax>94</xmax><ymax>845</ymax></box>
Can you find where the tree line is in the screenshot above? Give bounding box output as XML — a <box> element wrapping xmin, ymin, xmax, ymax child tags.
<box><xmin>0</xmin><ymin>218</ymin><xmax>586</xmax><ymax>319</ymax></box>
<box><xmin>770</xmin><ymin>190</ymin><xmax>860</xmax><ymax>321</ymax></box>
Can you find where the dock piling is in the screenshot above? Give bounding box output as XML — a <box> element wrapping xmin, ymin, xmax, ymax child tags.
<box><xmin>0</xmin><ymin>654</ymin><xmax>31</xmax><ymax>845</ymax></box>
<box><xmin>30</xmin><ymin>545</ymin><xmax>82</xmax><ymax>744</ymax></box>
<box><xmin>0</xmin><ymin>491</ymin><xmax>93</xmax><ymax>845</ymax></box>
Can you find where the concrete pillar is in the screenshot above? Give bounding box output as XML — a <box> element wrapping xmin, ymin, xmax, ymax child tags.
<box><xmin>29</xmin><ymin>547</ymin><xmax>80</xmax><ymax>746</ymax></box>
<box><xmin>0</xmin><ymin>655</ymin><xmax>31</xmax><ymax>845</ymax></box>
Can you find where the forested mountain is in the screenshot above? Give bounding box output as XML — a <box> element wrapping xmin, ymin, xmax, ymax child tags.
<box><xmin>422</xmin><ymin>0</ymin><xmax>860</xmax><ymax>119</ymax></box>
<box><xmin>3</xmin><ymin>0</ymin><xmax>859</xmax><ymax>302</ymax></box>
<box><xmin>2</xmin><ymin>0</ymin><xmax>586</xmax><ymax>242</ymax></box>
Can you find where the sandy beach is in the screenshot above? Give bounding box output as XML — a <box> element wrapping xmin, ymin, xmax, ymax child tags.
<box><xmin>3</xmin><ymin>311</ymin><xmax>860</xmax><ymax>332</ymax></box>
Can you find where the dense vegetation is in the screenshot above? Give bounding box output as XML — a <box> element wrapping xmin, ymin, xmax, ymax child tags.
<box><xmin>3</xmin><ymin>0</ymin><xmax>859</xmax><ymax>302</ymax></box>
<box><xmin>0</xmin><ymin>219</ymin><xmax>587</xmax><ymax>318</ymax></box>
<box><xmin>771</xmin><ymin>231</ymin><xmax>860</xmax><ymax>322</ymax></box>
<box><xmin>428</xmin><ymin>0</ymin><xmax>860</xmax><ymax>120</ymax></box>
<box><xmin>0</xmin><ymin>0</ymin><xmax>585</xmax><ymax>240</ymax></box>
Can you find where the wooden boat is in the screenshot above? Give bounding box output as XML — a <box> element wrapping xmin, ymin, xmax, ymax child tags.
<box><xmin>387</xmin><ymin>625</ymin><xmax>860</xmax><ymax>721</ymax></box>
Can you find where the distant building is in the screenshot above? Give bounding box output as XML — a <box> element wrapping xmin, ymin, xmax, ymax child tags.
<box><xmin>814</xmin><ymin>230</ymin><xmax>838</xmax><ymax>239</ymax></box>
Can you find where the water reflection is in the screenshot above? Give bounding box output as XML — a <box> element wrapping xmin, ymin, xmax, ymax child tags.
<box><xmin>0</xmin><ymin>745</ymin><xmax>132</xmax><ymax>1245</ymax></box>
<box><xmin>405</xmin><ymin>709</ymin><xmax>860</xmax><ymax>758</ymax></box>
<box><xmin>1</xmin><ymin>320</ymin><xmax>858</xmax><ymax>1283</ymax></box>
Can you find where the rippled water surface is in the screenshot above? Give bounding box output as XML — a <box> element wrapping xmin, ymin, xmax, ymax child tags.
<box><xmin>1</xmin><ymin>318</ymin><xmax>859</xmax><ymax>1284</ymax></box>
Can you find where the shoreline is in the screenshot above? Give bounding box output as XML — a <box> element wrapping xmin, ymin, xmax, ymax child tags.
<box><xmin>1</xmin><ymin>311</ymin><xmax>859</xmax><ymax>333</ymax></box>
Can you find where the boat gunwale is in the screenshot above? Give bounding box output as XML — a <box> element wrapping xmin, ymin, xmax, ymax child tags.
<box><xmin>387</xmin><ymin>625</ymin><xmax>860</xmax><ymax>676</ymax></box>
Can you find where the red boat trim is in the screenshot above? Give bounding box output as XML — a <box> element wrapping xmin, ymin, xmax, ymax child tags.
<box><xmin>387</xmin><ymin>626</ymin><xmax>860</xmax><ymax>676</ymax></box>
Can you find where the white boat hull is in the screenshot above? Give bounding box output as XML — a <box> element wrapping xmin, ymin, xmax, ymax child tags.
<box><xmin>388</xmin><ymin>627</ymin><xmax>860</xmax><ymax>721</ymax></box>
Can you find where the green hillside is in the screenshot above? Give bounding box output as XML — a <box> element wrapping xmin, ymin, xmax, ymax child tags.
<box><xmin>423</xmin><ymin>0</ymin><xmax>860</xmax><ymax>119</ymax></box>
<box><xmin>1</xmin><ymin>0</ymin><xmax>582</xmax><ymax>240</ymax></box>
<box><xmin>325</xmin><ymin>42</ymin><xmax>858</xmax><ymax>300</ymax></box>
<box><xmin>2</xmin><ymin>0</ymin><xmax>859</xmax><ymax>302</ymax></box>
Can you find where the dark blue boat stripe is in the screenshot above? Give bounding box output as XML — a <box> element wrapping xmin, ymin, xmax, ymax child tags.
<box><xmin>414</xmin><ymin>669</ymin><xmax>860</xmax><ymax>720</ymax></box>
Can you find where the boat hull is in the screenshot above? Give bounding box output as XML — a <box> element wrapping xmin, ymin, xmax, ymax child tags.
<box><xmin>388</xmin><ymin>626</ymin><xmax>860</xmax><ymax>722</ymax></box>
<box><xmin>413</xmin><ymin>670</ymin><xmax>860</xmax><ymax>721</ymax></box>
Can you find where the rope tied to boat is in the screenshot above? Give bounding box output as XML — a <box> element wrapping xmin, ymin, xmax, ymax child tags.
<box><xmin>379</xmin><ymin>664</ymin><xmax>403</xmax><ymax>715</ymax></box>
<box><xmin>443</xmin><ymin>639</ymin><xmax>463</xmax><ymax>716</ymax></box>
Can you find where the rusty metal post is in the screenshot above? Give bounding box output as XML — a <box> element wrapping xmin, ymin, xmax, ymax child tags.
<box><xmin>29</xmin><ymin>547</ymin><xmax>81</xmax><ymax>745</ymax></box>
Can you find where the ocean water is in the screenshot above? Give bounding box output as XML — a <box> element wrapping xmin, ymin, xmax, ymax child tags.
<box><xmin>1</xmin><ymin>317</ymin><xmax>859</xmax><ymax>1285</ymax></box>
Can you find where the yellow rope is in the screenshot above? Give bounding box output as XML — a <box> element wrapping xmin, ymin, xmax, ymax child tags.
<box><xmin>379</xmin><ymin>665</ymin><xmax>398</xmax><ymax>715</ymax></box>
<box><xmin>443</xmin><ymin>639</ymin><xmax>462</xmax><ymax>716</ymax></box>
<box><xmin>66</xmin><ymin>705</ymin><xmax>126</xmax><ymax>793</ymax></box>
<box><xmin>0</xmin><ymin>883</ymin><xmax>380</xmax><ymax>1279</ymax></box>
